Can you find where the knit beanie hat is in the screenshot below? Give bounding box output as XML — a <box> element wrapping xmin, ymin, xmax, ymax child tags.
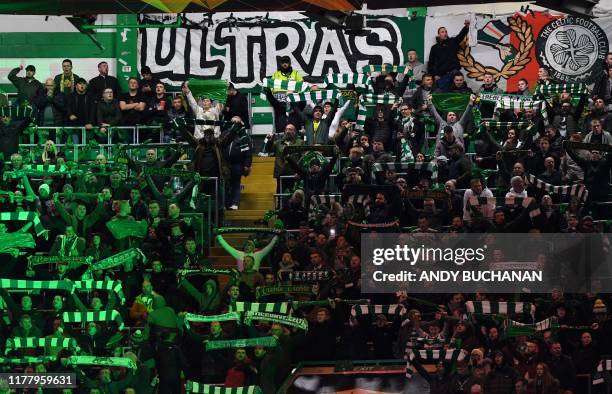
<box><xmin>593</xmin><ymin>299</ymin><xmax>607</xmax><ymax>314</ymax></box>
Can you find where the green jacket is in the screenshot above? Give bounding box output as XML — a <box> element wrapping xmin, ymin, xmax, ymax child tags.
<box><xmin>8</xmin><ymin>67</ymin><xmax>43</xmax><ymax>103</ymax></box>
<box><xmin>295</xmin><ymin>104</ymin><xmax>337</xmax><ymax>145</ymax></box>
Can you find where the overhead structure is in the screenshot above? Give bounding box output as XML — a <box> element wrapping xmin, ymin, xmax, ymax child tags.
<box><xmin>0</xmin><ymin>0</ymin><xmax>543</xmax><ymax>14</ymax></box>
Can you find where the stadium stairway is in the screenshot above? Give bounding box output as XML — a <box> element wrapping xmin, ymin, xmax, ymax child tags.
<box><xmin>210</xmin><ymin>156</ymin><xmax>276</xmax><ymax>270</ymax></box>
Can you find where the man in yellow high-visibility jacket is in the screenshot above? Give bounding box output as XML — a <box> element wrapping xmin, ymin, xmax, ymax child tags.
<box><xmin>266</xmin><ymin>56</ymin><xmax>303</xmax><ymax>133</ymax></box>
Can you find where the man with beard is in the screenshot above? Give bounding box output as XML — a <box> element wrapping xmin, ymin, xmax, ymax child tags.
<box><xmin>582</xmin><ymin>96</ymin><xmax>612</xmax><ymax>132</ymax></box>
<box><xmin>265</xmin><ymin>123</ymin><xmax>304</xmax><ymax>193</ymax></box>
<box><xmin>8</xmin><ymin>64</ymin><xmax>43</xmax><ymax>104</ymax></box>
<box><xmin>294</xmin><ymin>103</ymin><xmax>337</xmax><ymax>145</ymax></box>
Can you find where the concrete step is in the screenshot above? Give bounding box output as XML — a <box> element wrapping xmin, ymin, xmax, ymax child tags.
<box><xmin>224</xmin><ymin>209</ymin><xmax>269</xmax><ymax>220</ymax></box>
<box><xmin>242</xmin><ymin>182</ymin><xmax>276</xmax><ymax>193</ymax></box>
<box><xmin>236</xmin><ymin>199</ymin><xmax>274</xmax><ymax>210</ymax></box>
<box><xmin>252</xmin><ymin>156</ymin><xmax>276</xmax><ymax>163</ymax></box>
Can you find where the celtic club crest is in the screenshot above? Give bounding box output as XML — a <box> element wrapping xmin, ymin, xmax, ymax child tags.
<box><xmin>536</xmin><ymin>16</ymin><xmax>609</xmax><ymax>83</ymax></box>
<box><xmin>459</xmin><ymin>15</ymin><xmax>534</xmax><ymax>82</ymax></box>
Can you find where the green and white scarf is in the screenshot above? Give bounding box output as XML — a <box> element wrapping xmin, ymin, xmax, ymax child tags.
<box><xmin>534</xmin><ymin>83</ymin><xmax>588</xmax><ymax>96</ymax></box>
<box><xmin>243</xmin><ymin>311</ymin><xmax>308</xmax><ymax>331</ymax></box>
<box><xmin>361</xmin><ymin>64</ymin><xmax>412</xmax><ymax>75</ymax></box>
<box><xmin>28</xmin><ymin>255</ymin><xmax>92</xmax><ymax>267</ymax></box>
<box><xmin>492</xmin><ymin>97</ymin><xmax>548</xmax><ymax>119</ymax></box>
<box><xmin>259</xmin><ymin>78</ymin><xmax>310</xmax><ymax>99</ymax></box>
<box><xmin>187</xmin><ymin>382</ymin><xmax>262</xmax><ymax>394</ymax></box>
<box><xmin>231</xmin><ymin>302</ymin><xmax>289</xmax><ymax>314</ymax></box>
<box><xmin>324</xmin><ymin>73</ymin><xmax>372</xmax><ymax>89</ymax></box>
<box><xmin>371</xmin><ymin>162</ymin><xmax>438</xmax><ymax>185</ymax></box>
<box><xmin>178</xmin><ymin>268</ymin><xmax>239</xmax><ymax>278</ymax></box>
<box><xmin>466</xmin><ymin>301</ymin><xmax>534</xmax><ymax>315</ymax></box>
<box><xmin>205</xmin><ymin>336</ymin><xmax>279</xmax><ymax>351</ymax></box>
<box><xmin>481</xmin><ymin>120</ymin><xmax>531</xmax><ymax>129</ymax></box>
<box><xmin>405</xmin><ymin>348</ymin><xmax>467</xmax><ymax>378</ymax></box>
<box><xmin>144</xmin><ymin>166</ymin><xmax>198</xmax><ymax>179</ymax></box>
<box><xmin>215</xmin><ymin>227</ymin><xmax>284</xmax><ymax>235</ymax></box>
<box><xmin>503</xmin><ymin>317</ymin><xmax>558</xmax><ymax>338</ymax></box>
<box><xmin>525</xmin><ymin>173</ymin><xmax>589</xmax><ymax>202</ymax></box>
<box><xmin>0</xmin><ymin>355</ymin><xmax>57</xmax><ymax>365</ymax></box>
<box><xmin>66</xmin><ymin>355</ymin><xmax>137</xmax><ymax>370</ymax></box>
<box><xmin>255</xmin><ymin>285</ymin><xmax>314</xmax><ymax>300</ymax></box>
<box><xmin>62</xmin><ymin>310</ymin><xmax>124</xmax><ymax>330</ymax></box>
<box><xmin>73</xmin><ymin>280</ymin><xmax>126</xmax><ymax>304</ymax></box>
<box><xmin>6</xmin><ymin>337</ymin><xmax>77</xmax><ymax>351</ymax></box>
<box><xmin>183</xmin><ymin>312</ymin><xmax>241</xmax><ymax>328</ymax></box>
<box><xmin>88</xmin><ymin>248</ymin><xmax>146</xmax><ymax>272</ymax></box>
<box><xmin>360</xmin><ymin>93</ymin><xmax>401</xmax><ymax>104</ymax></box>
<box><xmin>286</xmin><ymin>89</ymin><xmax>340</xmax><ymax>103</ymax></box>
<box><xmin>278</xmin><ymin>271</ymin><xmax>332</xmax><ymax>282</ymax></box>
<box><xmin>0</xmin><ymin>278</ymin><xmax>74</xmax><ymax>293</ymax></box>
<box><xmin>0</xmin><ymin>212</ymin><xmax>46</xmax><ymax>237</ymax></box>
<box><xmin>350</xmin><ymin>304</ymin><xmax>406</xmax><ymax>318</ymax></box>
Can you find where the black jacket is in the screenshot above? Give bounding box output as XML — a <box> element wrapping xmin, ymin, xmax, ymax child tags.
<box><xmin>33</xmin><ymin>90</ymin><xmax>65</xmax><ymax>126</ymax></box>
<box><xmin>88</xmin><ymin>74</ymin><xmax>120</xmax><ymax>101</ymax></box>
<box><xmin>224</xmin><ymin>134</ymin><xmax>252</xmax><ymax>171</ymax></box>
<box><xmin>428</xmin><ymin>26</ymin><xmax>469</xmax><ymax>77</ymax></box>
<box><xmin>0</xmin><ymin>117</ymin><xmax>31</xmax><ymax>159</ymax></box>
<box><xmin>66</xmin><ymin>92</ymin><xmax>95</xmax><ymax>126</ymax></box>
<box><xmin>223</xmin><ymin>91</ymin><xmax>250</xmax><ymax>128</ymax></box>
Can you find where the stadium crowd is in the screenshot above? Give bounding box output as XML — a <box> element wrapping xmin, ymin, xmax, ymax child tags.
<box><xmin>0</xmin><ymin>21</ymin><xmax>611</xmax><ymax>394</ymax></box>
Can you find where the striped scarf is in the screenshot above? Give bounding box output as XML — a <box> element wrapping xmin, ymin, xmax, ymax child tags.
<box><xmin>255</xmin><ymin>285</ymin><xmax>314</xmax><ymax>300</ymax></box>
<box><xmin>187</xmin><ymin>382</ymin><xmax>262</xmax><ymax>394</ymax></box>
<box><xmin>231</xmin><ymin>302</ymin><xmax>290</xmax><ymax>314</ymax></box>
<box><xmin>362</xmin><ymin>64</ymin><xmax>412</xmax><ymax>75</ymax></box>
<box><xmin>371</xmin><ymin>162</ymin><xmax>438</xmax><ymax>185</ymax></box>
<box><xmin>468</xmin><ymin>196</ymin><xmax>541</xmax><ymax>218</ymax></box>
<box><xmin>350</xmin><ymin>304</ymin><xmax>407</xmax><ymax>322</ymax></box>
<box><xmin>535</xmin><ymin>83</ymin><xmax>588</xmax><ymax>96</ymax></box>
<box><xmin>481</xmin><ymin>121</ymin><xmax>531</xmax><ymax>129</ymax></box>
<box><xmin>0</xmin><ymin>355</ymin><xmax>57</xmax><ymax>365</ymax></box>
<box><xmin>405</xmin><ymin>349</ymin><xmax>468</xmax><ymax>378</ymax></box>
<box><xmin>525</xmin><ymin>173</ymin><xmax>589</xmax><ymax>202</ymax></box>
<box><xmin>0</xmin><ymin>278</ymin><xmax>74</xmax><ymax>292</ymax></box>
<box><xmin>355</xmin><ymin>102</ymin><xmax>368</xmax><ymax>131</ymax></box>
<box><xmin>243</xmin><ymin>311</ymin><xmax>309</xmax><ymax>331</ymax></box>
<box><xmin>143</xmin><ymin>166</ymin><xmax>197</xmax><ymax>179</ymax></box>
<box><xmin>28</xmin><ymin>255</ymin><xmax>91</xmax><ymax>267</ymax></box>
<box><xmin>183</xmin><ymin>312</ymin><xmax>241</xmax><ymax>328</ymax></box>
<box><xmin>493</xmin><ymin>97</ymin><xmax>548</xmax><ymax>119</ymax></box>
<box><xmin>0</xmin><ymin>105</ymin><xmax>34</xmax><ymax>119</ymax></box>
<box><xmin>62</xmin><ymin>310</ymin><xmax>124</xmax><ymax>330</ymax></box>
<box><xmin>465</xmin><ymin>301</ymin><xmax>534</xmax><ymax>315</ymax></box>
<box><xmin>324</xmin><ymin>73</ymin><xmax>372</xmax><ymax>89</ymax></box>
<box><xmin>7</xmin><ymin>337</ymin><xmax>77</xmax><ymax>351</ymax></box>
<box><xmin>73</xmin><ymin>280</ymin><xmax>126</xmax><ymax>304</ymax></box>
<box><xmin>88</xmin><ymin>248</ymin><xmax>146</xmax><ymax>272</ymax></box>
<box><xmin>205</xmin><ymin>336</ymin><xmax>278</xmax><ymax>351</ymax></box>
<box><xmin>215</xmin><ymin>227</ymin><xmax>284</xmax><ymax>235</ymax></box>
<box><xmin>259</xmin><ymin>78</ymin><xmax>310</xmax><ymax>99</ymax></box>
<box><xmin>503</xmin><ymin>317</ymin><xmax>558</xmax><ymax>338</ymax></box>
<box><xmin>360</xmin><ymin>93</ymin><xmax>401</xmax><ymax>104</ymax></box>
<box><xmin>0</xmin><ymin>212</ymin><xmax>46</xmax><ymax>237</ymax></box>
<box><xmin>308</xmin><ymin>194</ymin><xmax>341</xmax><ymax>220</ymax></box>
<box><xmin>593</xmin><ymin>359</ymin><xmax>612</xmax><ymax>385</ymax></box>
<box><xmin>346</xmin><ymin>194</ymin><xmax>372</xmax><ymax>217</ymax></box>
<box><xmin>66</xmin><ymin>355</ymin><xmax>137</xmax><ymax>370</ymax></box>
<box><xmin>278</xmin><ymin>271</ymin><xmax>331</xmax><ymax>282</ymax></box>
<box><xmin>286</xmin><ymin>90</ymin><xmax>340</xmax><ymax>103</ymax></box>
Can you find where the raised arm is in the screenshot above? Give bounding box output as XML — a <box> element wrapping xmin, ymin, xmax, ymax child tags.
<box><xmin>253</xmin><ymin>235</ymin><xmax>279</xmax><ymax>271</ymax></box>
<box><xmin>458</xmin><ymin>96</ymin><xmax>475</xmax><ymax>128</ymax></box>
<box><xmin>329</xmin><ymin>100</ymin><xmax>351</xmax><ymax>139</ymax></box>
<box><xmin>215</xmin><ymin>234</ymin><xmax>244</xmax><ymax>261</ymax></box>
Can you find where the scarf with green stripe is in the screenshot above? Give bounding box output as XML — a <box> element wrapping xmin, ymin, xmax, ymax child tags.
<box><xmin>354</xmin><ymin>93</ymin><xmax>402</xmax><ymax>131</ymax></box>
<box><xmin>62</xmin><ymin>310</ymin><xmax>124</xmax><ymax>330</ymax></box>
<box><xmin>350</xmin><ymin>304</ymin><xmax>406</xmax><ymax>317</ymax></box>
<box><xmin>525</xmin><ymin>173</ymin><xmax>589</xmax><ymax>202</ymax></box>
<box><xmin>324</xmin><ymin>73</ymin><xmax>372</xmax><ymax>90</ymax></box>
<box><xmin>66</xmin><ymin>355</ymin><xmax>137</xmax><ymax>370</ymax></box>
<box><xmin>466</xmin><ymin>301</ymin><xmax>534</xmax><ymax>315</ymax></box>
<box><xmin>489</xmin><ymin>96</ymin><xmax>548</xmax><ymax>119</ymax></box>
<box><xmin>143</xmin><ymin>166</ymin><xmax>198</xmax><ymax>179</ymax></box>
<box><xmin>3</xmin><ymin>164</ymin><xmax>70</xmax><ymax>179</ymax></box>
<box><xmin>0</xmin><ymin>278</ymin><xmax>74</xmax><ymax>293</ymax></box>
<box><xmin>215</xmin><ymin>227</ymin><xmax>284</xmax><ymax>235</ymax></box>
<box><xmin>362</xmin><ymin>64</ymin><xmax>412</xmax><ymax>75</ymax></box>
<box><xmin>503</xmin><ymin>317</ymin><xmax>558</xmax><ymax>338</ymax></box>
<box><xmin>106</xmin><ymin>220</ymin><xmax>149</xmax><ymax>240</ymax></box>
<box><xmin>0</xmin><ymin>105</ymin><xmax>34</xmax><ymax>119</ymax></box>
<box><xmin>28</xmin><ymin>255</ymin><xmax>92</xmax><ymax>267</ymax></box>
<box><xmin>73</xmin><ymin>280</ymin><xmax>126</xmax><ymax>304</ymax></box>
<box><xmin>481</xmin><ymin>120</ymin><xmax>532</xmax><ymax>129</ymax></box>
<box><xmin>88</xmin><ymin>248</ymin><xmax>146</xmax><ymax>272</ymax></box>
<box><xmin>231</xmin><ymin>302</ymin><xmax>289</xmax><ymax>314</ymax></box>
<box><xmin>286</xmin><ymin>90</ymin><xmax>340</xmax><ymax>103</ymax></box>
<box><xmin>205</xmin><ymin>336</ymin><xmax>279</xmax><ymax>351</ymax></box>
<box><xmin>187</xmin><ymin>382</ymin><xmax>262</xmax><ymax>394</ymax></box>
<box><xmin>255</xmin><ymin>285</ymin><xmax>314</xmax><ymax>300</ymax></box>
<box><xmin>405</xmin><ymin>348</ymin><xmax>468</xmax><ymax>378</ymax></box>
<box><xmin>178</xmin><ymin>268</ymin><xmax>239</xmax><ymax>279</ymax></box>
<box><xmin>468</xmin><ymin>196</ymin><xmax>541</xmax><ymax>218</ymax></box>
<box><xmin>0</xmin><ymin>232</ymin><xmax>35</xmax><ymax>255</ymax></box>
<box><xmin>6</xmin><ymin>337</ymin><xmax>77</xmax><ymax>352</ymax></box>
<box><xmin>259</xmin><ymin>78</ymin><xmax>310</xmax><ymax>99</ymax></box>
<box><xmin>243</xmin><ymin>311</ymin><xmax>308</xmax><ymax>331</ymax></box>
<box><xmin>0</xmin><ymin>212</ymin><xmax>46</xmax><ymax>237</ymax></box>
<box><xmin>0</xmin><ymin>355</ymin><xmax>57</xmax><ymax>365</ymax></box>
<box><xmin>535</xmin><ymin>83</ymin><xmax>588</xmax><ymax>96</ymax></box>
<box><xmin>183</xmin><ymin>312</ymin><xmax>241</xmax><ymax>328</ymax></box>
